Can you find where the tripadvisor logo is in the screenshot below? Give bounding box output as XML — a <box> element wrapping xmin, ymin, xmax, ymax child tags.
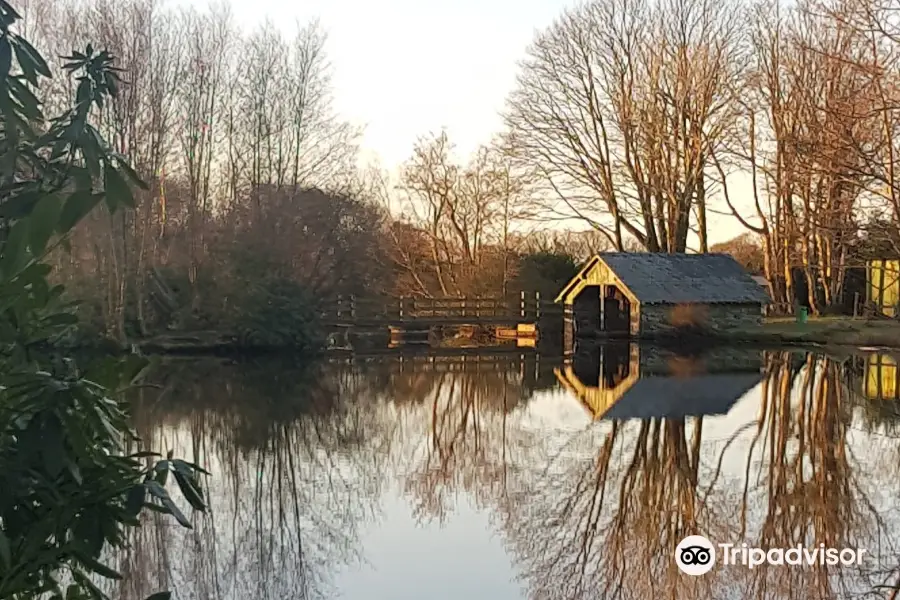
<box><xmin>675</xmin><ymin>535</ymin><xmax>867</xmax><ymax>575</ymax></box>
<box><xmin>676</xmin><ymin>535</ymin><xmax>716</xmax><ymax>575</ymax></box>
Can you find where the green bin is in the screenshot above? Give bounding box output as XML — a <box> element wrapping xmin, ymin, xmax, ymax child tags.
<box><xmin>797</xmin><ymin>306</ymin><xmax>808</xmax><ymax>324</ymax></box>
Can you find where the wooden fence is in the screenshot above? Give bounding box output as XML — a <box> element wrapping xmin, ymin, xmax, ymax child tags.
<box><xmin>325</xmin><ymin>292</ymin><xmax>565</xmax><ymax>325</ymax></box>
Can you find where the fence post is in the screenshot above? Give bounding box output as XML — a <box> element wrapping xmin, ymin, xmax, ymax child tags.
<box><xmin>336</xmin><ymin>295</ymin><xmax>343</xmax><ymax>320</ymax></box>
<box><xmin>399</xmin><ymin>297</ymin><xmax>404</xmax><ymax>320</ymax></box>
<box><xmin>461</xmin><ymin>296</ymin><xmax>467</xmax><ymax>318</ymax></box>
<box><xmin>350</xmin><ymin>295</ymin><xmax>356</xmax><ymax>320</ymax></box>
<box><xmin>520</xmin><ymin>291</ymin><xmax>526</xmax><ymax>318</ymax></box>
<box><xmin>535</xmin><ymin>291</ymin><xmax>541</xmax><ymax>319</ymax></box>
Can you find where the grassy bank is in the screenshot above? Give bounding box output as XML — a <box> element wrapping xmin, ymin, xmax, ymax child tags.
<box><xmin>729</xmin><ymin>317</ymin><xmax>900</xmax><ymax>350</ymax></box>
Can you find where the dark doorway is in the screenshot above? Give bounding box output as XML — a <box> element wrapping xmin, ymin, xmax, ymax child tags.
<box><xmin>573</xmin><ymin>285</ymin><xmax>601</xmax><ymax>337</ymax></box>
<box><xmin>603</xmin><ymin>285</ymin><xmax>632</xmax><ymax>335</ymax></box>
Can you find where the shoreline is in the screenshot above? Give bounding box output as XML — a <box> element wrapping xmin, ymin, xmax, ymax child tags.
<box><xmin>726</xmin><ymin>317</ymin><xmax>900</xmax><ymax>353</ymax></box>
<box><xmin>63</xmin><ymin>317</ymin><xmax>900</xmax><ymax>357</ymax></box>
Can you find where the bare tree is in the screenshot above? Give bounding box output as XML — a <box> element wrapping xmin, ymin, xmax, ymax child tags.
<box><xmin>727</xmin><ymin>0</ymin><xmax>885</xmax><ymax>313</ymax></box>
<box><xmin>394</xmin><ymin>131</ymin><xmax>531</xmax><ymax>297</ymax></box>
<box><xmin>502</xmin><ymin>0</ymin><xmax>744</xmax><ymax>253</ymax></box>
<box><xmin>26</xmin><ymin>0</ymin><xmax>368</xmax><ymax>338</ymax></box>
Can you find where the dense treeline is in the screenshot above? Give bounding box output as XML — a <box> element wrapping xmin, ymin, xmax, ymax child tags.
<box><xmin>24</xmin><ymin>0</ymin><xmax>376</xmax><ymax>343</ymax></box>
<box><xmin>17</xmin><ymin>0</ymin><xmax>900</xmax><ymax>346</ymax></box>
<box><xmin>19</xmin><ymin>0</ymin><xmax>598</xmax><ymax>345</ymax></box>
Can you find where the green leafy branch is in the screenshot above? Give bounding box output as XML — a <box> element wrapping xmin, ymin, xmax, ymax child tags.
<box><xmin>0</xmin><ymin>2</ymin><xmax>208</xmax><ymax>600</ymax></box>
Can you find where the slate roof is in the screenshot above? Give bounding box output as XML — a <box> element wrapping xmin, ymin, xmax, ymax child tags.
<box><xmin>596</xmin><ymin>252</ymin><xmax>770</xmax><ymax>305</ymax></box>
<box><xmin>600</xmin><ymin>373</ymin><xmax>760</xmax><ymax>420</ymax></box>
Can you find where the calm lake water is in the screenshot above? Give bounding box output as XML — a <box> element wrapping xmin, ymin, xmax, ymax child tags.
<box><xmin>102</xmin><ymin>344</ymin><xmax>900</xmax><ymax>600</ymax></box>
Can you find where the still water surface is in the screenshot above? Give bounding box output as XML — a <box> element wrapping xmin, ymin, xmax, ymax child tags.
<box><xmin>105</xmin><ymin>344</ymin><xmax>900</xmax><ymax>600</ymax></box>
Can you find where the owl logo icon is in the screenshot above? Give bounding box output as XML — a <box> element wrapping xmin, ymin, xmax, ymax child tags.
<box><xmin>675</xmin><ymin>535</ymin><xmax>716</xmax><ymax>575</ymax></box>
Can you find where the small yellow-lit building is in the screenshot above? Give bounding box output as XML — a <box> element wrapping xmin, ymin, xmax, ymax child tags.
<box><xmin>555</xmin><ymin>253</ymin><xmax>770</xmax><ymax>340</ymax></box>
<box><xmin>868</xmin><ymin>259</ymin><xmax>899</xmax><ymax>317</ymax></box>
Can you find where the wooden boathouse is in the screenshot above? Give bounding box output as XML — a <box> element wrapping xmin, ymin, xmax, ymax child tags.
<box><xmin>555</xmin><ymin>253</ymin><xmax>770</xmax><ymax>343</ymax></box>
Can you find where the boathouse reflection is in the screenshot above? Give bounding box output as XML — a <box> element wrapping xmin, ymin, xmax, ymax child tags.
<box><xmin>554</xmin><ymin>342</ymin><xmax>763</xmax><ymax>420</ymax></box>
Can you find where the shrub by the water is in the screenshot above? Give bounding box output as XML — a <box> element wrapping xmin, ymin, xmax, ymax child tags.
<box><xmin>235</xmin><ymin>278</ymin><xmax>327</xmax><ymax>351</ymax></box>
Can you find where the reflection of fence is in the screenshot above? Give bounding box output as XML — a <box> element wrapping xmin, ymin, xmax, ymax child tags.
<box><xmin>391</xmin><ymin>352</ymin><xmax>549</xmax><ymax>374</ymax></box>
<box><xmin>324</xmin><ymin>294</ymin><xmax>565</xmax><ymax>327</ymax></box>
<box><xmin>330</xmin><ymin>347</ymin><xmax>563</xmax><ymax>376</ymax></box>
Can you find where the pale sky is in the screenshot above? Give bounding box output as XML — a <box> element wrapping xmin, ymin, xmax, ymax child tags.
<box><xmin>177</xmin><ymin>0</ymin><xmax>562</xmax><ymax>166</ymax></box>
<box><xmin>176</xmin><ymin>0</ymin><xmax>750</xmax><ymax>245</ymax></box>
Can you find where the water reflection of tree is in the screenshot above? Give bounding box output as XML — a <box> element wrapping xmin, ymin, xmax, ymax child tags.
<box><xmin>488</xmin><ymin>350</ymin><xmax>896</xmax><ymax>600</ymax></box>
<box><xmin>105</xmin><ymin>357</ymin><xmax>390</xmax><ymax>600</ymax></box>
<box><xmin>395</xmin><ymin>360</ymin><xmax>540</xmax><ymax>523</ymax></box>
<box><xmin>94</xmin><ymin>350</ymin><xmax>900</xmax><ymax>600</ymax></box>
<box><xmin>497</xmin><ymin>415</ymin><xmax>725</xmax><ymax>600</ymax></box>
<box><xmin>737</xmin><ymin>351</ymin><xmax>888</xmax><ymax>599</ymax></box>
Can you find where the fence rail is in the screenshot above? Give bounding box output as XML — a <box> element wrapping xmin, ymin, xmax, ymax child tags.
<box><xmin>324</xmin><ymin>293</ymin><xmax>565</xmax><ymax>324</ymax></box>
